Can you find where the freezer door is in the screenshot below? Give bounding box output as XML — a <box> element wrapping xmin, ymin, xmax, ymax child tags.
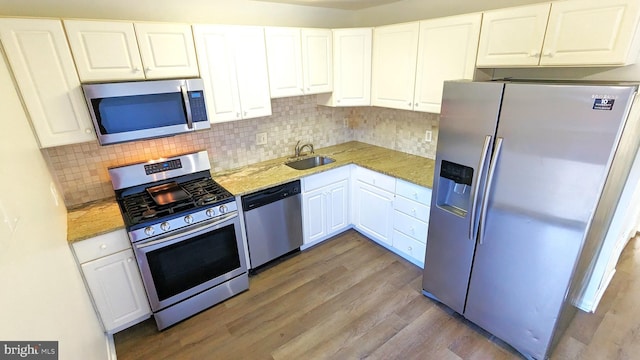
<box><xmin>422</xmin><ymin>81</ymin><xmax>503</xmax><ymax>314</ymax></box>
<box><xmin>464</xmin><ymin>83</ymin><xmax>636</xmax><ymax>359</ymax></box>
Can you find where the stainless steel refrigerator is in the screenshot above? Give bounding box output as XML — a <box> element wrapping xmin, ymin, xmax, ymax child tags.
<box><xmin>422</xmin><ymin>81</ymin><xmax>640</xmax><ymax>359</ymax></box>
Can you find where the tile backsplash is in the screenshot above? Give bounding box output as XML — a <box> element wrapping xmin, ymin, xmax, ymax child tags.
<box><xmin>43</xmin><ymin>95</ymin><xmax>439</xmax><ymax>207</ymax></box>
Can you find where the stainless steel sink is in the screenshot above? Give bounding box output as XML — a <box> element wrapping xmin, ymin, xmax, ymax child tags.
<box><xmin>285</xmin><ymin>156</ymin><xmax>335</xmax><ymax>170</ymax></box>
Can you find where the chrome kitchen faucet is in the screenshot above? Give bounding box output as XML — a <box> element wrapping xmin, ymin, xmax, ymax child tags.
<box><xmin>294</xmin><ymin>140</ymin><xmax>314</xmax><ymax>157</ymax></box>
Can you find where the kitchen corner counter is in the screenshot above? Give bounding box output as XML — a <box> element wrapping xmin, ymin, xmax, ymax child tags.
<box><xmin>67</xmin><ymin>141</ymin><xmax>435</xmax><ymax>243</ymax></box>
<box><xmin>212</xmin><ymin>141</ymin><xmax>435</xmax><ymax>196</ymax></box>
<box><xmin>67</xmin><ymin>198</ymin><xmax>124</xmax><ymax>243</ymax></box>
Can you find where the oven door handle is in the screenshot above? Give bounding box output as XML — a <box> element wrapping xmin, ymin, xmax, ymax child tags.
<box><xmin>135</xmin><ymin>212</ymin><xmax>238</xmax><ymax>249</ymax></box>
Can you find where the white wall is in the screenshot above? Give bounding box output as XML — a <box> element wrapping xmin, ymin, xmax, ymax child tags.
<box><xmin>0</xmin><ymin>0</ymin><xmax>355</xmax><ymax>28</ymax></box>
<box><xmin>0</xmin><ymin>52</ymin><xmax>109</xmax><ymax>358</ymax></box>
<box><xmin>352</xmin><ymin>0</ymin><xmax>550</xmax><ymax>26</ymax></box>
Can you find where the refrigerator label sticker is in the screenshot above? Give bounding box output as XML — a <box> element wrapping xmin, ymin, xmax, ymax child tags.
<box><xmin>593</xmin><ymin>98</ymin><xmax>615</xmax><ymax>110</ymax></box>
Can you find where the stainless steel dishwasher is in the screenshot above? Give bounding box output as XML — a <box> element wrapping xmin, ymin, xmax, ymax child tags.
<box><xmin>241</xmin><ymin>180</ymin><xmax>303</xmax><ymax>270</ymax></box>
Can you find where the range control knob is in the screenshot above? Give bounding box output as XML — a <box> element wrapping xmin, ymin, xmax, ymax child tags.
<box><xmin>206</xmin><ymin>208</ymin><xmax>215</xmax><ymax>217</ymax></box>
<box><xmin>160</xmin><ymin>222</ymin><xmax>171</xmax><ymax>231</ymax></box>
<box><xmin>184</xmin><ymin>215</ymin><xmax>194</xmax><ymax>224</ymax></box>
<box><xmin>144</xmin><ymin>226</ymin><xmax>155</xmax><ymax>236</ymax></box>
<box><xmin>219</xmin><ymin>204</ymin><xmax>228</xmax><ymax>214</ymax></box>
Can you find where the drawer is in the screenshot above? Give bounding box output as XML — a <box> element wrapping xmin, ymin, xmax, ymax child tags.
<box><xmin>396</xmin><ymin>179</ymin><xmax>431</xmax><ymax>206</ymax></box>
<box><xmin>353</xmin><ymin>166</ymin><xmax>395</xmax><ymax>192</ymax></box>
<box><xmin>303</xmin><ymin>165</ymin><xmax>350</xmax><ymax>192</ymax></box>
<box><xmin>393</xmin><ymin>210</ymin><xmax>428</xmax><ymax>243</ymax></box>
<box><xmin>72</xmin><ymin>229</ymin><xmax>131</xmax><ymax>264</ymax></box>
<box><xmin>394</xmin><ymin>195</ymin><xmax>430</xmax><ymax>223</ymax></box>
<box><xmin>392</xmin><ymin>230</ymin><xmax>426</xmax><ymax>266</ymax></box>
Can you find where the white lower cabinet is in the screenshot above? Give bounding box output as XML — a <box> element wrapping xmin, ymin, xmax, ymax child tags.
<box><xmin>351</xmin><ymin>167</ymin><xmax>395</xmax><ymax>246</ymax></box>
<box><xmin>72</xmin><ymin>230</ymin><xmax>150</xmax><ymax>334</ymax></box>
<box><xmin>392</xmin><ymin>179</ymin><xmax>432</xmax><ymax>268</ymax></box>
<box><xmin>302</xmin><ymin>166</ymin><xmax>350</xmax><ymax>248</ymax></box>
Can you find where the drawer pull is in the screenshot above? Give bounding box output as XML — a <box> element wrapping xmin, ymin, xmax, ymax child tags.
<box><xmin>127</xmin><ymin>257</ymin><xmax>133</xmax><ymax>263</ymax></box>
<box><xmin>411</xmin><ymin>208</ymin><xmax>417</xmax><ymax>216</ymax></box>
<box><xmin>408</xmin><ymin>246</ymin><xmax>412</xmax><ymax>252</ymax></box>
<box><xmin>100</xmin><ymin>244</ymin><xmax>107</xmax><ymax>250</ymax></box>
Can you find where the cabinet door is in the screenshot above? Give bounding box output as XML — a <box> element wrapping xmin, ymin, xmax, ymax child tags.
<box><xmin>134</xmin><ymin>22</ymin><xmax>199</xmax><ymax>79</ymax></box>
<box><xmin>326</xmin><ymin>179</ymin><xmax>349</xmax><ymax>235</ymax></box>
<box><xmin>301</xmin><ymin>28</ymin><xmax>333</xmax><ymax>95</ymax></box>
<box><xmin>193</xmin><ymin>25</ymin><xmax>242</xmax><ymax>123</ymax></box>
<box><xmin>476</xmin><ymin>3</ymin><xmax>551</xmax><ymax>67</ymax></box>
<box><xmin>371</xmin><ymin>22</ymin><xmax>420</xmax><ymax>111</ymax></box>
<box><xmin>81</xmin><ymin>249</ymin><xmax>150</xmax><ymax>333</ymax></box>
<box><xmin>265</xmin><ymin>27</ymin><xmax>304</xmax><ymax>98</ymax></box>
<box><xmin>414</xmin><ymin>13</ymin><xmax>481</xmax><ymax>114</ymax></box>
<box><xmin>541</xmin><ymin>0</ymin><xmax>640</xmax><ymax>66</ymax></box>
<box><xmin>233</xmin><ymin>26</ymin><xmax>273</xmax><ymax>120</ymax></box>
<box><xmin>353</xmin><ymin>180</ymin><xmax>394</xmax><ymax>246</ymax></box>
<box><xmin>0</xmin><ymin>18</ymin><xmax>96</xmax><ymax>147</ymax></box>
<box><xmin>64</xmin><ymin>20</ymin><xmax>145</xmax><ymax>81</ymax></box>
<box><xmin>319</xmin><ymin>28</ymin><xmax>372</xmax><ymax>107</ymax></box>
<box><xmin>302</xmin><ymin>188</ymin><xmax>328</xmax><ymax>244</ymax></box>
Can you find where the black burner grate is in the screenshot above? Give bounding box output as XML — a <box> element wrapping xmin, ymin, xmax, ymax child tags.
<box><xmin>119</xmin><ymin>177</ymin><xmax>233</xmax><ymax>227</ymax></box>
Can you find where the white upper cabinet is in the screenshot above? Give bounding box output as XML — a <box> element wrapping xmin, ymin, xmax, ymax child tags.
<box><xmin>413</xmin><ymin>13</ymin><xmax>482</xmax><ymax>113</ymax></box>
<box><xmin>133</xmin><ymin>22</ymin><xmax>199</xmax><ymax>79</ymax></box>
<box><xmin>64</xmin><ymin>20</ymin><xmax>199</xmax><ymax>81</ymax></box>
<box><xmin>477</xmin><ymin>0</ymin><xmax>640</xmax><ymax>67</ymax></box>
<box><xmin>371</xmin><ymin>22</ymin><xmax>420</xmax><ymax>111</ymax></box>
<box><xmin>193</xmin><ymin>25</ymin><xmax>272</xmax><ymax>123</ymax></box>
<box><xmin>301</xmin><ymin>28</ymin><xmax>333</xmax><ymax>94</ymax></box>
<box><xmin>265</xmin><ymin>27</ymin><xmax>332</xmax><ymax>98</ymax></box>
<box><xmin>0</xmin><ymin>18</ymin><xmax>96</xmax><ymax>147</ymax></box>
<box><xmin>64</xmin><ymin>20</ymin><xmax>145</xmax><ymax>81</ymax></box>
<box><xmin>317</xmin><ymin>28</ymin><xmax>372</xmax><ymax>107</ymax></box>
<box><xmin>476</xmin><ymin>3</ymin><xmax>550</xmax><ymax>67</ymax></box>
<box><xmin>541</xmin><ymin>0</ymin><xmax>640</xmax><ymax>66</ymax></box>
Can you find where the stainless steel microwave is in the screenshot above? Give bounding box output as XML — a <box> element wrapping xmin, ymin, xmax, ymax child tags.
<box><xmin>82</xmin><ymin>78</ymin><xmax>210</xmax><ymax>145</ymax></box>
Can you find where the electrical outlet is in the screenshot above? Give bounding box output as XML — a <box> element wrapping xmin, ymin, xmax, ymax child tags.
<box><xmin>256</xmin><ymin>132</ymin><xmax>267</xmax><ymax>145</ymax></box>
<box><xmin>425</xmin><ymin>130</ymin><xmax>432</xmax><ymax>142</ymax></box>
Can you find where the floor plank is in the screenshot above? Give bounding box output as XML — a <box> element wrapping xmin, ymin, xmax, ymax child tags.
<box><xmin>114</xmin><ymin>230</ymin><xmax>640</xmax><ymax>360</ymax></box>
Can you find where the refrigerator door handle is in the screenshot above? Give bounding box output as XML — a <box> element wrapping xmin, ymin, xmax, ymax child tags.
<box><xmin>469</xmin><ymin>135</ymin><xmax>492</xmax><ymax>239</ymax></box>
<box><xmin>478</xmin><ymin>137</ymin><xmax>503</xmax><ymax>245</ymax></box>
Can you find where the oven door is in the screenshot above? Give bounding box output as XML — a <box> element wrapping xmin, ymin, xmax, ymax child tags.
<box><xmin>133</xmin><ymin>212</ymin><xmax>246</xmax><ymax>311</ymax></box>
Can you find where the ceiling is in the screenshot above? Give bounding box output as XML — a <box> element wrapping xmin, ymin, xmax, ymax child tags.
<box><xmin>254</xmin><ymin>0</ymin><xmax>403</xmax><ymax>10</ymax></box>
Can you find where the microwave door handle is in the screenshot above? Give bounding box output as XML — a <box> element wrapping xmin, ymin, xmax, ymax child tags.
<box><xmin>181</xmin><ymin>85</ymin><xmax>194</xmax><ymax>129</ymax></box>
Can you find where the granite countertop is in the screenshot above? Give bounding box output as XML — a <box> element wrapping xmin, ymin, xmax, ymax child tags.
<box><xmin>67</xmin><ymin>141</ymin><xmax>435</xmax><ymax>243</ymax></box>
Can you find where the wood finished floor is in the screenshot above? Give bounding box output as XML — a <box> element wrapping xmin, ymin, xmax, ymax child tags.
<box><xmin>114</xmin><ymin>230</ymin><xmax>640</xmax><ymax>359</ymax></box>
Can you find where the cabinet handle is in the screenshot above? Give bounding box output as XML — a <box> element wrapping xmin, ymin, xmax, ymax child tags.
<box><xmin>543</xmin><ymin>51</ymin><xmax>555</xmax><ymax>58</ymax></box>
<box><xmin>244</xmin><ymin>111</ymin><xmax>247</xmax><ymax>117</ymax></box>
<box><xmin>236</xmin><ymin>112</ymin><xmax>240</xmax><ymax>118</ymax></box>
<box><xmin>133</xmin><ymin>67</ymin><xmax>141</xmax><ymax>72</ymax></box>
<box><xmin>411</xmin><ymin>208</ymin><xmax>417</xmax><ymax>216</ymax></box>
<box><xmin>100</xmin><ymin>244</ymin><xmax>107</xmax><ymax>250</ymax></box>
<box><xmin>410</xmin><ymin>227</ymin><xmax>415</xmax><ymax>234</ymax></box>
<box><xmin>415</xmin><ymin>103</ymin><xmax>419</xmax><ymax>107</ymax></box>
<box><xmin>337</xmin><ymin>99</ymin><xmax>341</xmax><ymax>103</ymax></box>
<box><xmin>529</xmin><ymin>50</ymin><xmax>540</xmax><ymax>57</ymax></box>
<box><xmin>145</xmin><ymin>67</ymin><xmax>151</xmax><ymax>72</ymax></box>
<box><xmin>408</xmin><ymin>102</ymin><xmax>412</xmax><ymax>107</ymax></box>
<box><xmin>408</xmin><ymin>246</ymin><xmax>412</xmax><ymax>252</ymax></box>
<box><xmin>85</xmin><ymin>128</ymin><xmax>92</xmax><ymax>134</ymax></box>
<box><xmin>127</xmin><ymin>257</ymin><xmax>133</xmax><ymax>263</ymax></box>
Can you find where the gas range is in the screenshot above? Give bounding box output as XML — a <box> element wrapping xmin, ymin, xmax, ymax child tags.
<box><xmin>108</xmin><ymin>150</ymin><xmax>248</xmax><ymax>330</ymax></box>
<box><xmin>109</xmin><ymin>151</ymin><xmax>236</xmax><ymax>243</ymax></box>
